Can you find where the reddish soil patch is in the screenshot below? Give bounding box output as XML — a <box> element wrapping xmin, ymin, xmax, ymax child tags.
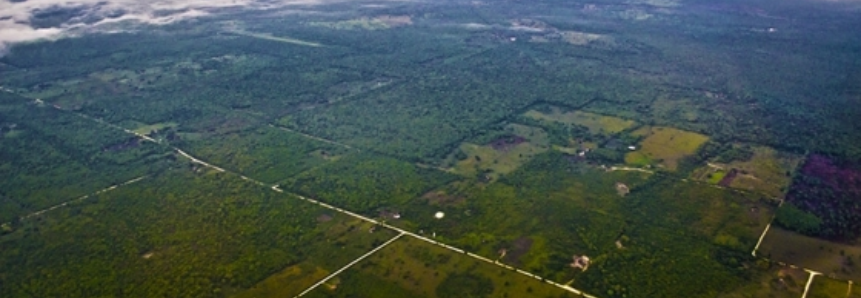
<box><xmin>377</xmin><ymin>209</ymin><xmax>401</xmax><ymax>220</ymax></box>
<box><xmin>489</xmin><ymin>135</ymin><xmax>526</xmax><ymax>151</ymax></box>
<box><xmin>718</xmin><ymin>168</ymin><xmax>738</xmax><ymax>187</ymax></box>
<box><xmin>422</xmin><ymin>191</ymin><xmax>464</xmax><ymax>206</ymax></box>
<box><xmin>317</xmin><ymin>214</ymin><xmax>333</xmax><ymax>222</ymax></box>
<box><xmin>502</xmin><ymin>237</ymin><xmax>533</xmax><ymax>265</ymax></box>
<box><xmin>103</xmin><ymin>138</ymin><xmax>141</xmax><ymax>152</ymax></box>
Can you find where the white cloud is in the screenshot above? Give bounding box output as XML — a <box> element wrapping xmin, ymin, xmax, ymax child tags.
<box><xmin>0</xmin><ymin>0</ymin><xmax>404</xmax><ymax>53</ymax></box>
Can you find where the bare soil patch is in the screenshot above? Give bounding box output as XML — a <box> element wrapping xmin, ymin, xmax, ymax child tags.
<box><xmin>489</xmin><ymin>135</ymin><xmax>526</xmax><ymax>151</ymax></box>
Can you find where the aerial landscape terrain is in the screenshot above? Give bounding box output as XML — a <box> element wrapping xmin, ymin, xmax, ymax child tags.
<box><xmin>1</xmin><ymin>0</ymin><xmax>860</xmax><ymax>297</ymax></box>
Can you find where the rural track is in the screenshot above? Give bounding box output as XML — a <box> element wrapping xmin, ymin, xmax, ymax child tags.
<box><xmin>12</xmin><ymin>93</ymin><xmax>837</xmax><ymax>298</ymax></box>
<box><xmin>293</xmin><ymin>232</ymin><xmax>405</xmax><ymax>298</ymax></box>
<box><xmin>1</xmin><ymin>176</ymin><xmax>149</xmax><ymax>227</ymax></box>
<box><xmin>49</xmin><ymin>104</ymin><xmax>599</xmax><ymax>298</ymax></box>
<box><xmin>268</xmin><ymin>124</ymin><xmax>356</xmax><ymax>151</ymax></box>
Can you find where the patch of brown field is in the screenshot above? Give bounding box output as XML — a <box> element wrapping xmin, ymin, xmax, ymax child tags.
<box><xmin>194</xmin><ymin>116</ymin><xmax>260</xmax><ymax>136</ymax></box>
<box><xmin>718</xmin><ymin>168</ymin><xmax>738</xmax><ymax>187</ymax></box>
<box><xmin>376</xmin><ymin>15</ymin><xmax>412</xmax><ymax>26</ymax></box>
<box><xmin>502</xmin><ymin>237</ymin><xmax>533</xmax><ymax>265</ymax></box>
<box><xmin>422</xmin><ymin>191</ymin><xmax>465</xmax><ymax>206</ymax></box>
<box><xmin>317</xmin><ymin>214</ymin><xmax>333</xmax><ymax>222</ymax></box>
<box><xmin>489</xmin><ymin>135</ymin><xmax>527</xmax><ymax>152</ymax></box>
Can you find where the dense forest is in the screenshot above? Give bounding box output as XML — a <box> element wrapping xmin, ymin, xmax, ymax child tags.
<box><xmin>1</xmin><ymin>0</ymin><xmax>860</xmax><ymax>296</ymax></box>
<box><xmin>778</xmin><ymin>155</ymin><xmax>861</xmax><ymax>240</ymax></box>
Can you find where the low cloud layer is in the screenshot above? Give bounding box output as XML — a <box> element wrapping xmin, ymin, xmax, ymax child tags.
<box><xmin>0</xmin><ymin>0</ymin><xmax>390</xmax><ymax>53</ymax></box>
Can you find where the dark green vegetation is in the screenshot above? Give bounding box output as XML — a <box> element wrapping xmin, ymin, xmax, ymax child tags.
<box><xmin>808</xmin><ymin>275</ymin><xmax>856</xmax><ymax>298</ymax></box>
<box><xmin>0</xmin><ymin>166</ymin><xmax>398</xmax><ymax>297</ymax></box>
<box><xmin>778</xmin><ymin>154</ymin><xmax>861</xmax><ymax>241</ymax></box>
<box><xmin>286</xmin><ymin>153</ymin><xmax>458</xmax><ymax>215</ymax></box>
<box><xmin>1</xmin><ymin>0</ymin><xmax>861</xmax><ymax>296</ymax></box>
<box><xmin>775</xmin><ymin>202</ymin><xmax>823</xmax><ymax>236</ymax></box>
<box><xmin>0</xmin><ymin>92</ymin><xmax>171</xmax><ymax>223</ymax></box>
<box><xmin>176</xmin><ymin>126</ymin><xmax>350</xmax><ymax>183</ymax></box>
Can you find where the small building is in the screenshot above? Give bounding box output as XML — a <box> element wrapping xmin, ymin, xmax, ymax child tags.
<box><xmin>615</xmin><ymin>182</ymin><xmax>630</xmax><ymax>196</ymax></box>
<box><xmin>571</xmin><ymin>255</ymin><xmax>591</xmax><ymax>271</ymax></box>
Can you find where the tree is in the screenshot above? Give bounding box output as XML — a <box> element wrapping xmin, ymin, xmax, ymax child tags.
<box><xmin>774</xmin><ymin>202</ymin><xmax>823</xmax><ymax>235</ymax></box>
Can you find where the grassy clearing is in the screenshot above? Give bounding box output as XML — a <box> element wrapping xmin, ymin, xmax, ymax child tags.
<box><xmin>808</xmin><ymin>276</ymin><xmax>852</xmax><ymax>298</ymax></box>
<box><xmin>132</xmin><ymin>121</ymin><xmax>177</xmax><ymax>135</ymax></box>
<box><xmin>625</xmin><ymin>126</ymin><xmax>709</xmax><ymax>171</ymax></box>
<box><xmin>692</xmin><ymin>145</ymin><xmax>801</xmax><ymax>197</ymax></box>
<box><xmin>305</xmin><ymin>236</ymin><xmax>578</xmax><ymax>298</ymax></box>
<box><xmin>725</xmin><ymin>146</ymin><xmax>802</xmax><ymax>197</ymax></box>
<box><xmin>717</xmin><ymin>264</ymin><xmax>807</xmax><ymax>298</ymax></box>
<box><xmin>707</xmin><ymin>169</ymin><xmax>727</xmax><ymax>184</ymax></box>
<box><xmin>232</xmin><ymin>263</ymin><xmax>328</xmax><ymax>298</ymax></box>
<box><xmin>524</xmin><ymin>107</ymin><xmax>636</xmax><ymax>134</ymax></box>
<box><xmin>758</xmin><ymin>227</ymin><xmax>861</xmax><ymax>280</ymax></box>
<box><xmin>450</xmin><ymin>124</ymin><xmax>549</xmax><ymax>180</ymax></box>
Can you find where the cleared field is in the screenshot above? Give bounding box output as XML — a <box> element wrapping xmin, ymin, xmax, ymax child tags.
<box><xmin>132</xmin><ymin>121</ymin><xmax>177</xmax><ymax>135</ymax></box>
<box><xmin>691</xmin><ymin>145</ymin><xmax>801</xmax><ymax>197</ymax></box>
<box><xmin>758</xmin><ymin>227</ymin><xmax>861</xmax><ymax>280</ymax></box>
<box><xmin>717</xmin><ymin>264</ymin><xmax>807</xmax><ymax>298</ymax></box>
<box><xmin>625</xmin><ymin>126</ymin><xmax>709</xmax><ymax>171</ymax></box>
<box><xmin>304</xmin><ymin>236</ymin><xmax>579</xmax><ymax>298</ymax></box>
<box><xmin>726</xmin><ymin>146</ymin><xmax>801</xmax><ymax>196</ymax></box>
<box><xmin>524</xmin><ymin>107</ymin><xmax>637</xmax><ymax>134</ymax></box>
<box><xmin>451</xmin><ymin>124</ymin><xmax>550</xmax><ymax>180</ymax></box>
<box><xmin>808</xmin><ymin>276</ymin><xmax>852</xmax><ymax>298</ymax></box>
<box><xmin>232</xmin><ymin>263</ymin><xmax>328</xmax><ymax>298</ymax></box>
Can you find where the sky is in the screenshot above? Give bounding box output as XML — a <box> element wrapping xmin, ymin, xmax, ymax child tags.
<box><xmin>0</xmin><ymin>0</ymin><xmax>389</xmax><ymax>53</ymax></box>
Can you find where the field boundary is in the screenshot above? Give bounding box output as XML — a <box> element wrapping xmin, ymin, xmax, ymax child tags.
<box><xmin>56</xmin><ymin>104</ymin><xmax>600</xmax><ymax>298</ymax></box>
<box><xmin>294</xmin><ymin>232</ymin><xmax>405</xmax><ymax>297</ymax></box>
<box><xmin>2</xmin><ymin>175</ymin><xmax>148</xmax><ymax>227</ymax></box>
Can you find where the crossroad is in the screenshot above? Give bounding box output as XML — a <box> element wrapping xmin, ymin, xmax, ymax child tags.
<box><xmin>36</xmin><ymin>102</ymin><xmax>846</xmax><ymax>298</ymax></box>
<box><xmin>272</xmin><ymin>186</ymin><xmax>596</xmax><ymax>298</ymax></box>
<box><xmin>801</xmin><ymin>270</ymin><xmax>822</xmax><ymax>298</ymax></box>
<box><xmin>57</xmin><ymin>105</ymin><xmax>600</xmax><ymax>298</ymax></box>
